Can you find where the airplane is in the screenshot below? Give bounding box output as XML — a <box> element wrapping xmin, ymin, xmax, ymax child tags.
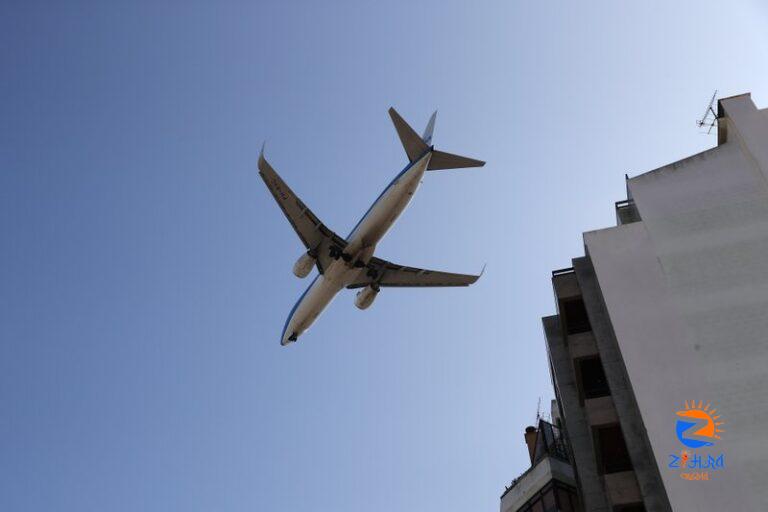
<box><xmin>258</xmin><ymin>107</ymin><xmax>485</xmax><ymax>345</ymax></box>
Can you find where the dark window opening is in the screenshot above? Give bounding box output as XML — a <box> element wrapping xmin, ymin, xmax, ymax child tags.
<box><xmin>578</xmin><ymin>356</ymin><xmax>610</xmax><ymax>400</ymax></box>
<box><xmin>541</xmin><ymin>488</ymin><xmax>556</xmax><ymax>511</ymax></box>
<box><xmin>563</xmin><ymin>298</ymin><xmax>591</xmax><ymax>334</ymax></box>
<box><xmin>556</xmin><ymin>487</ymin><xmax>577</xmax><ymax>512</ymax></box>
<box><xmin>515</xmin><ymin>482</ymin><xmax>578</xmax><ymax>512</ymax></box>
<box><xmin>613</xmin><ymin>504</ymin><xmax>646</xmax><ymax>512</ymax></box>
<box><xmin>595</xmin><ymin>424</ymin><xmax>633</xmax><ymax>474</ymax></box>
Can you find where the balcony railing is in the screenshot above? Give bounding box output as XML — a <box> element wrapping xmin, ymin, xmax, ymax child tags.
<box><xmin>501</xmin><ymin>420</ymin><xmax>572</xmax><ymax>499</ymax></box>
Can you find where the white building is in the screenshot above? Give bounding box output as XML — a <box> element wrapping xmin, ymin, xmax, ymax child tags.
<box><xmin>505</xmin><ymin>93</ymin><xmax>768</xmax><ymax>512</ymax></box>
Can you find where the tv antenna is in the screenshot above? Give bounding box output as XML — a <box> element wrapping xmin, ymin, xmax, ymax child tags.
<box><xmin>696</xmin><ymin>90</ymin><xmax>718</xmax><ymax>134</ymax></box>
<box><xmin>535</xmin><ymin>397</ymin><xmax>542</xmax><ymax>424</ymax></box>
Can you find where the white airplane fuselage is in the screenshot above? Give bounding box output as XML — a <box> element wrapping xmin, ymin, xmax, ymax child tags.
<box><xmin>281</xmin><ymin>151</ymin><xmax>432</xmax><ymax>345</ymax></box>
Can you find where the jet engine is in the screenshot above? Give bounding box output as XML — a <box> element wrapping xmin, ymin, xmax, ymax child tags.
<box><xmin>354</xmin><ymin>285</ymin><xmax>379</xmax><ymax>310</ymax></box>
<box><xmin>293</xmin><ymin>252</ymin><xmax>316</xmax><ymax>278</ymax></box>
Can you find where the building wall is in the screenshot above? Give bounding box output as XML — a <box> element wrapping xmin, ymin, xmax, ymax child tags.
<box><xmin>573</xmin><ymin>257</ymin><xmax>671</xmax><ymax>512</ymax></box>
<box><xmin>544</xmin><ymin>314</ymin><xmax>611</xmax><ymax>512</ymax></box>
<box><xmin>583</xmin><ymin>94</ymin><xmax>768</xmax><ymax>511</ymax></box>
<box><xmin>546</xmin><ymin>267</ymin><xmax>660</xmax><ymax>511</ymax></box>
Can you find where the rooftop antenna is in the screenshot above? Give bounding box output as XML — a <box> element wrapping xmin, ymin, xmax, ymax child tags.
<box><xmin>535</xmin><ymin>397</ymin><xmax>542</xmax><ymax>425</ymax></box>
<box><xmin>696</xmin><ymin>90</ymin><xmax>718</xmax><ymax>134</ymax></box>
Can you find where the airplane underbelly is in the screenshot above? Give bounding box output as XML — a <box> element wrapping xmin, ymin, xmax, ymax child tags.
<box><xmin>323</xmin><ymin>258</ymin><xmax>350</xmax><ymax>283</ymax></box>
<box><xmin>352</xmin><ymin>180</ymin><xmax>419</xmax><ymax>247</ymax></box>
<box><xmin>292</xmin><ymin>277</ymin><xmax>343</xmax><ymax>333</ymax></box>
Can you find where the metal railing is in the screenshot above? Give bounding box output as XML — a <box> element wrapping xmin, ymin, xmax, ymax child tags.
<box><xmin>501</xmin><ymin>420</ymin><xmax>572</xmax><ymax>499</ymax></box>
<box><xmin>551</xmin><ymin>267</ymin><xmax>575</xmax><ymax>278</ymax></box>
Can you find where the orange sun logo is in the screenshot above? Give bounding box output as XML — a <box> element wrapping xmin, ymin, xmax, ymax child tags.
<box><xmin>675</xmin><ymin>400</ymin><xmax>725</xmax><ymax>448</ymax></box>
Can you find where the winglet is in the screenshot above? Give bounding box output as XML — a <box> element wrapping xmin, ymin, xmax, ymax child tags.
<box><xmin>471</xmin><ymin>263</ymin><xmax>486</xmax><ymax>285</ymax></box>
<box><xmin>258</xmin><ymin>142</ymin><xmax>271</xmax><ymax>175</ymax></box>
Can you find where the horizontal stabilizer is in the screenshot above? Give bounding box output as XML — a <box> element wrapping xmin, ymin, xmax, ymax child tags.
<box><xmin>427</xmin><ymin>150</ymin><xmax>485</xmax><ymax>170</ymax></box>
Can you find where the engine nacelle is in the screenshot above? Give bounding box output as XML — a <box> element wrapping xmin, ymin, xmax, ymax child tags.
<box><xmin>354</xmin><ymin>285</ymin><xmax>379</xmax><ymax>310</ymax></box>
<box><xmin>293</xmin><ymin>252</ymin><xmax>316</xmax><ymax>278</ymax></box>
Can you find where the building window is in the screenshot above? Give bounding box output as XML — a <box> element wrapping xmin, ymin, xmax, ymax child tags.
<box><xmin>613</xmin><ymin>504</ymin><xmax>646</xmax><ymax>512</ymax></box>
<box><xmin>556</xmin><ymin>486</ymin><xmax>578</xmax><ymax>512</ymax></box>
<box><xmin>562</xmin><ymin>298</ymin><xmax>591</xmax><ymax>334</ymax></box>
<box><xmin>577</xmin><ymin>356</ymin><xmax>610</xmax><ymax>400</ymax></box>
<box><xmin>515</xmin><ymin>482</ymin><xmax>578</xmax><ymax>512</ymax></box>
<box><xmin>594</xmin><ymin>424</ymin><xmax>633</xmax><ymax>474</ymax></box>
<box><xmin>541</xmin><ymin>488</ymin><xmax>556</xmax><ymax>511</ymax></box>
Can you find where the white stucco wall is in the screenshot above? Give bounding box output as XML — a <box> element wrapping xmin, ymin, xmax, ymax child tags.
<box><xmin>584</xmin><ymin>94</ymin><xmax>768</xmax><ymax>511</ymax></box>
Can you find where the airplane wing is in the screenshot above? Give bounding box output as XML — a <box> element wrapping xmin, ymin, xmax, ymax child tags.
<box><xmin>258</xmin><ymin>147</ymin><xmax>347</xmax><ymax>273</ymax></box>
<box><xmin>347</xmin><ymin>256</ymin><xmax>483</xmax><ymax>288</ymax></box>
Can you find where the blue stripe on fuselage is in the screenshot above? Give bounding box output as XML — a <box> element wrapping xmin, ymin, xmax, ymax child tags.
<box><xmin>345</xmin><ymin>150</ymin><xmax>431</xmax><ymax>239</ymax></box>
<box><xmin>281</xmin><ymin>274</ymin><xmax>319</xmax><ymax>342</ymax></box>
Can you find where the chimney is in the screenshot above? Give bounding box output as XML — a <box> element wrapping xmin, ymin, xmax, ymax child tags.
<box><xmin>524</xmin><ymin>426</ymin><xmax>537</xmax><ymax>463</ymax></box>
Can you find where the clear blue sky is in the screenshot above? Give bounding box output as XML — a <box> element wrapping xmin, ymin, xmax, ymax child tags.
<box><xmin>2</xmin><ymin>2</ymin><xmax>767</xmax><ymax>511</ymax></box>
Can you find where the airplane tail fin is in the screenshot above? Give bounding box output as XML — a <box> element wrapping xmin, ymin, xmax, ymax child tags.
<box><xmin>422</xmin><ymin>110</ymin><xmax>437</xmax><ymax>145</ymax></box>
<box><xmin>388</xmin><ymin>107</ymin><xmax>485</xmax><ymax>171</ymax></box>
<box><xmin>388</xmin><ymin>107</ymin><xmax>429</xmax><ymax>162</ymax></box>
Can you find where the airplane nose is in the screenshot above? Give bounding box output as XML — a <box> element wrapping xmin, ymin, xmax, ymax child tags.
<box><xmin>281</xmin><ymin>332</ymin><xmax>298</xmax><ymax>346</ymax></box>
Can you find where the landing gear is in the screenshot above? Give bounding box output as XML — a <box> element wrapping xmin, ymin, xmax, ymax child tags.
<box><xmin>329</xmin><ymin>245</ymin><xmax>354</xmax><ymax>262</ymax></box>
